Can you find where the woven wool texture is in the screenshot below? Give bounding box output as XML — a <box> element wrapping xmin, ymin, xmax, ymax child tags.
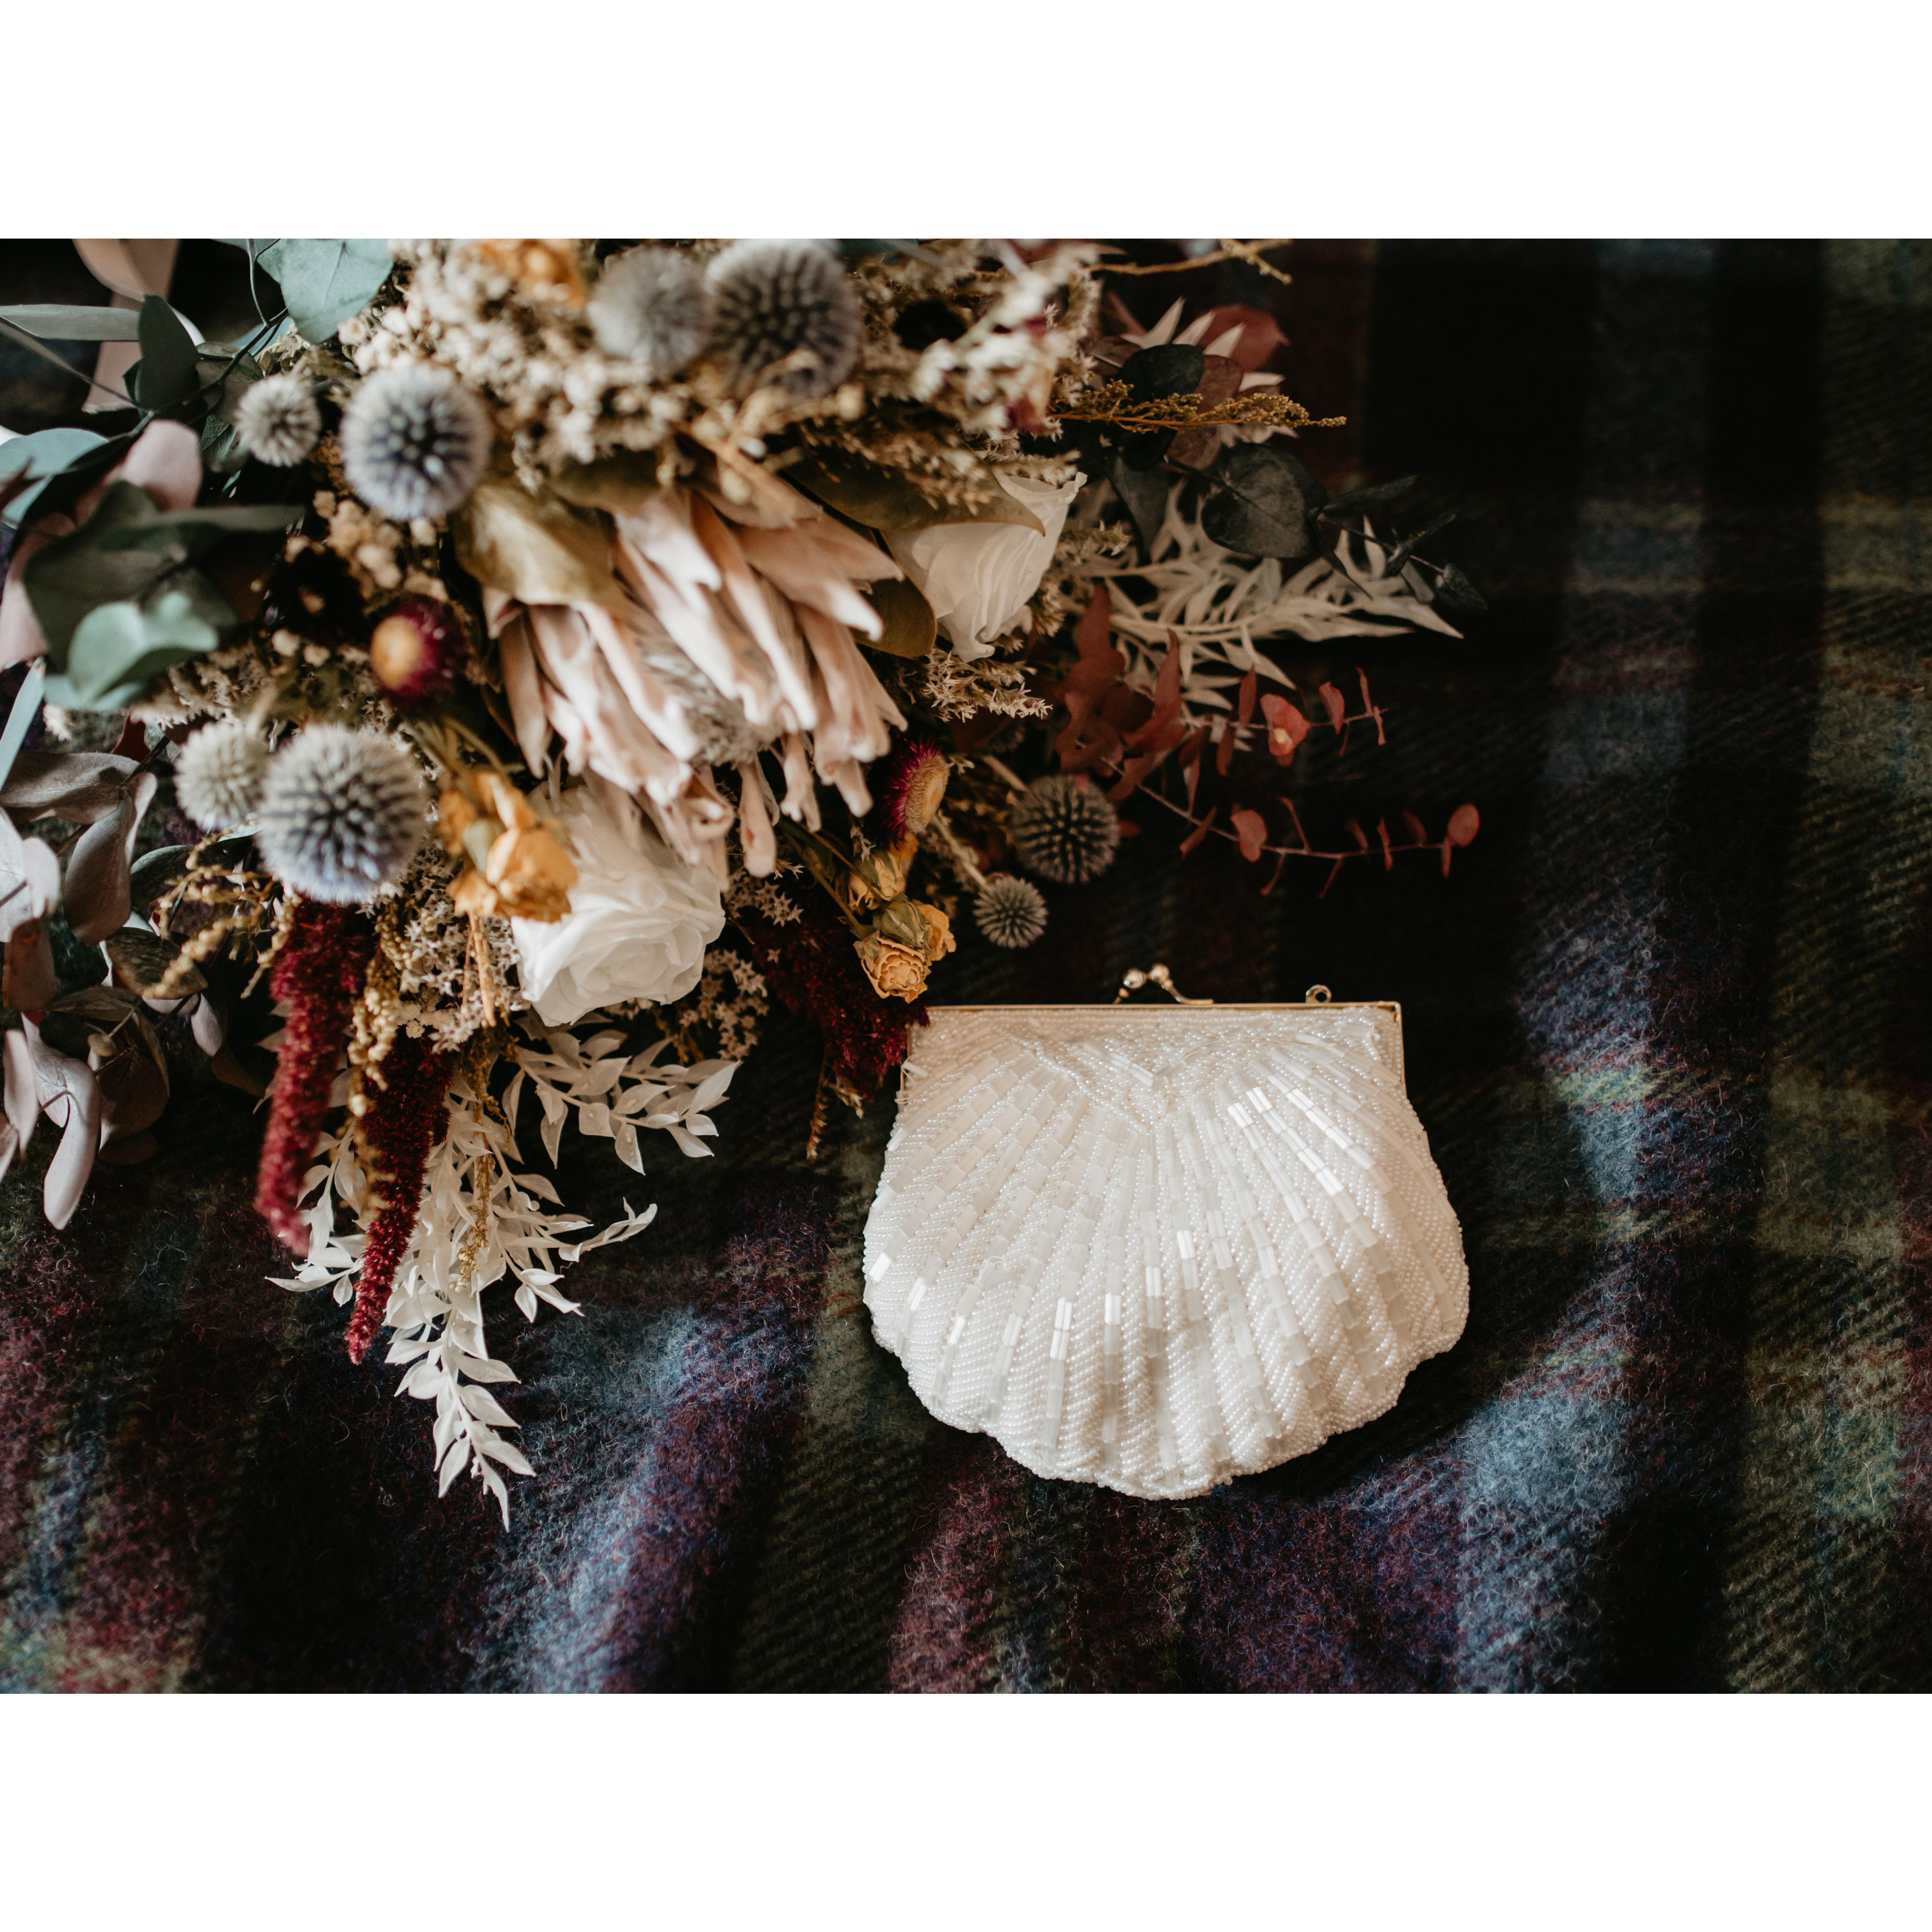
<box><xmin>3</xmin><ymin>241</ymin><xmax>1931</xmax><ymax>1691</ymax></box>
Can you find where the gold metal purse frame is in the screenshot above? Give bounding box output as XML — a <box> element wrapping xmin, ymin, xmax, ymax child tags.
<box><xmin>809</xmin><ymin>968</ymin><xmax>1407</xmax><ymax>1157</ymax></box>
<box><xmin>931</xmin><ymin>964</ymin><xmax>1407</xmax><ymax>1084</ymax></box>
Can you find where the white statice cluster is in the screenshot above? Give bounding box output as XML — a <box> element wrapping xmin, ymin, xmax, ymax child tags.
<box><xmin>273</xmin><ymin>1019</ymin><xmax>736</xmax><ymax>1521</ymax></box>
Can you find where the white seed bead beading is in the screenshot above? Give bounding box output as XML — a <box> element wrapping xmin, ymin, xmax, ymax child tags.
<box><xmin>863</xmin><ymin>1005</ymin><xmax>1470</xmax><ymax>1500</ymax></box>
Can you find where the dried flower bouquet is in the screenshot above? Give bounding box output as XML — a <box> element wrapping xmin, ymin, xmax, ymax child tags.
<box><xmin>0</xmin><ymin>239</ymin><xmax>1476</xmax><ymax>1518</ymax></box>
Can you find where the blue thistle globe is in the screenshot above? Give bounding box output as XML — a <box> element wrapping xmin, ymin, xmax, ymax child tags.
<box><xmin>590</xmin><ymin>246</ymin><xmax>711</xmax><ymax>379</ymax></box>
<box><xmin>339</xmin><ymin>363</ymin><xmax>492</xmax><ymax>520</ymax></box>
<box><xmin>974</xmin><ymin>873</ymin><xmax>1048</xmax><ymax>949</ymax></box>
<box><xmin>255</xmin><ymin>725</ymin><xmax>428</xmax><ymax>904</ymax></box>
<box><xmin>1008</xmin><ymin>775</ymin><xmax>1120</xmax><ymax>885</ymax></box>
<box><xmin>706</xmin><ymin>240</ymin><xmax>861</xmax><ymax>401</ymax></box>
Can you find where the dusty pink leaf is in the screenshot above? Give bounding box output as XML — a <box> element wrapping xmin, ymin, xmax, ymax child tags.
<box><xmin>1123</xmin><ymin>693</ymin><xmax>1184</xmax><ymax>755</ymax></box>
<box><xmin>1153</xmin><ymin>633</ymin><xmax>1182</xmax><ymax>712</ymax></box>
<box><xmin>0</xmin><ymin>751</ymin><xmax>139</xmax><ymax>825</ymax></box>
<box><xmin>4</xmin><ymin>929</ymin><xmax>57</xmax><ymax>1012</ymax></box>
<box><xmin>62</xmin><ymin>770</ymin><xmax>156</xmax><ymax>945</ymax></box>
<box><xmin>1403</xmin><ymin>810</ymin><xmax>1428</xmax><ymax>845</ymax></box>
<box><xmin>1178</xmin><ymin>724</ymin><xmax>1211</xmax><ymax>810</ymax></box>
<box><xmin>1345</xmin><ymin>817</ymin><xmax>1369</xmax><ymax>851</ymax></box>
<box><xmin>1258</xmin><ymin>694</ymin><xmax>1309</xmax><ymax>765</ymax></box>
<box><xmin>1318</xmin><ymin>681</ymin><xmax>1346</xmax><ymax>730</ymax></box>
<box><xmin>1201</xmin><ymin>304</ymin><xmax>1286</xmax><ymax>372</ymax></box>
<box><xmin>1106</xmin><ymin>752</ymin><xmax>1157</xmax><ymax>803</ymax></box>
<box><xmin>1447</xmin><ymin>803</ymin><xmax>1481</xmax><ymax>847</ymax></box>
<box><xmin>1230</xmin><ymin>806</ymin><xmax>1268</xmax><ymax>862</ymax></box>
<box><xmin>1178</xmin><ymin>806</ymin><xmax>1218</xmax><ymax>858</ymax></box>
<box><xmin>1376</xmin><ymin>818</ymin><xmax>1393</xmax><ymax>870</ymax></box>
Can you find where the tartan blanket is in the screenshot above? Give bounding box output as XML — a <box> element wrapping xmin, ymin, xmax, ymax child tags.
<box><xmin>5</xmin><ymin>239</ymin><xmax>1928</xmax><ymax>1692</ymax></box>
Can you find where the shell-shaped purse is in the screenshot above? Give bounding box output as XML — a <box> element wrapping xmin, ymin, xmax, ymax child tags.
<box><xmin>862</xmin><ymin>970</ymin><xmax>1469</xmax><ymax>1499</ymax></box>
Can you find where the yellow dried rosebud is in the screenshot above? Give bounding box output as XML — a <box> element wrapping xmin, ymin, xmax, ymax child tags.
<box><xmin>436</xmin><ymin>786</ymin><xmax>481</xmax><ymax>852</ymax></box>
<box><xmin>872</xmin><ymin>895</ymin><xmax>932</xmax><ymax>953</ymax></box>
<box><xmin>449</xmin><ymin>866</ymin><xmax>497</xmax><ymax>920</ymax></box>
<box><xmin>913</xmin><ymin>901</ymin><xmax>955</xmax><ymax>962</ymax></box>
<box><xmin>855</xmin><ymin>933</ymin><xmax>930</xmax><ymax>1002</ymax></box>
<box><xmin>845</xmin><ymin>847</ymin><xmax>908</xmax><ymax>914</ymax></box>
<box><xmin>484</xmin><ymin>822</ymin><xmax>578</xmax><ymax>922</ymax></box>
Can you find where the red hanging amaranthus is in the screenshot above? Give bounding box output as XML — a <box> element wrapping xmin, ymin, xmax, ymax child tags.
<box><xmin>344</xmin><ymin>1030</ymin><xmax>456</xmax><ymax>1365</ymax></box>
<box><xmin>255</xmin><ymin>901</ymin><xmax>375</xmax><ymax>1252</ymax></box>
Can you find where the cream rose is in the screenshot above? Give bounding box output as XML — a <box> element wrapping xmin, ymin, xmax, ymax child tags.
<box><xmin>886</xmin><ymin>471</ymin><xmax>1084</xmax><ymax>661</ymax></box>
<box><xmin>511</xmin><ymin>779</ymin><xmax>724</xmax><ymax>1026</ymax></box>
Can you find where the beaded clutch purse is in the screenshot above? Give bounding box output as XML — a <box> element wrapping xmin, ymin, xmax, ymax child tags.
<box><xmin>862</xmin><ymin>969</ymin><xmax>1469</xmax><ymax>1499</ymax></box>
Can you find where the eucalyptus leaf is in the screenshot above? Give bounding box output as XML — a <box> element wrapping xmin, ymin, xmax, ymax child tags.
<box><xmin>0</xmin><ymin>750</ymin><xmax>138</xmax><ymax>824</ymax></box>
<box><xmin>0</xmin><ymin>428</ymin><xmax>108</xmax><ymax>529</ymax></box>
<box><xmin>787</xmin><ymin>452</ymin><xmax>1043</xmax><ymax>534</ymax></box>
<box><xmin>5</xmin><ymin>432</ymin><xmax>138</xmax><ymax>531</ymax></box>
<box><xmin>1429</xmin><ymin>562</ymin><xmax>1488</xmax><ymax>616</ymax></box>
<box><xmin>1200</xmin><ymin>444</ymin><xmax>1328</xmax><ymax>561</ymax></box>
<box><xmin>452</xmin><ymin>472</ymin><xmax>625</xmax><ymax>608</ymax></box>
<box><xmin>97</xmin><ymin>497</ymin><xmax>300</xmax><ymax>547</ymax></box>
<box><xmin>1318</xmin><ymin>474</ymin><xmax>1419</xmax><ymax>522</ymax></box>
<box><xmin>1112</xmin><ymin>343</ymin><xmax>1205</xmax><ymax>471</ymax></box>
<box><xmin>0</xmin><ymin>663</ymin><xmax>46</xmax><ymax>795</ymax></box>
<box><xmin>24</xmin><ymin>483</ymin><xmax>291</xmax><ymax>661</ymax></box>
<box><xmin>104</xmin><ymin>927</ymin><xmax>205</xmax><ymax>998</ymax></box>
<box><xmin>860</xmin><ymin>575</ymin><xmax>936</xmax><ymax>658</ymax></box>
<box><xmin>90</xmin><ymin>1005</ymin><xmax>170</xmax><ymax>1141</ymax></box>
<box><xmin>63</xmin><ymin>771</ymin><xmax>155</xmax><ymax>944</ymax></box>
<box><xmin>127</xmin><ymin>844</ymin><xmax>194</xmax><ymax>906</ymax></box>
<box><xmin>128</xmin><ymin>836</ymin><xmax>251</xmax><ymax>910</ymax></box>
<box><xmin>24</xmin><ymin>485</ymin><xmax>187</xmax><ymax>656</ymax></box>
<box><xmin>259</xmin><ymin>239</ymin><xmax>390</xmax><ymax>343</ymax></box>
<box><xmin>0</xmin><ymin>304</ymin><xmax>142</xmax><ymax>341</ymax></box>
<box><xmin>1110</xmin><ymin>456</ymin><xmax>1171</xmax><ymax>556</ymax></box>
<box><xmin>1381</xmin><ymin>510</ymin><xmax>1457</xmax><ymax>571</ymax></box>
<box><xmin>34</xmin><ymin>1009</ymin><xmax>95</xmax><ymax>1062</ymax></box>
<box><xmin>43</xmin><ymin>985</ymin><xmax>142</xmax><ymax>1027</ymax></box>
<box><xmin>0</xmin><ymin>426</ymin><xmax>105</xmax><ymax>486</ymax></box>
<box><xmin>51</xmin><ymin>589</ymin><xmax>223</xmax><ymax>710</ymax></box>
<box><xmin>1119</xmin><ymin>343</ymin><xmax>1206</xmax><ymax>400</ymax></box>
<box><xmin>197</xmin><ymin>353</ymin><xmax>265</xmax><ymax>474</ymax></box>
<box><xmin>0</xmin><ymin>319</ymin><xmax>107</xmax><ymax>392</ymax></box>
<box><xmin>129</xmin><ymin>296</ymin><xmax>200</xmax><ymax>411</ymax></box>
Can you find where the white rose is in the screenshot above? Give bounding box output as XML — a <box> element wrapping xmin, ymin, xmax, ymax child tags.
<box><xmin>886</xmin><ymin>471</ymin><xmax>1084</xmax><ymax>662</ymax></box>
<box><xmin>511</xmin><ymin>780</ymin><xmax>724</xmax><ymax>1026</ymax></box>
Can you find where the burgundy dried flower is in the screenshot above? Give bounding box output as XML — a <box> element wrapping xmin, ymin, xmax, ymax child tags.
<box><xmin>345</xmin><ymin>1030</ymin><xmax>456</xmax><ymax>1365</ymax></box>
<box><xmin>255</xmin><ymin>901</ymin><xmax>375</xmax><ymax>1252</ymax></box>
<box><xmin>870</xmin><ymin>736</ymin><xmax>950</xmax><ymax>845</ymax></box>
<box><xmin>369</xmin><ymin>596</ymin><xmax>465</xmax><ymax>710</ymax></box>
<box><xmin>736</xmin><ymin>895</ymin><xmax>924</xmax><ymax>1103</ymax></box>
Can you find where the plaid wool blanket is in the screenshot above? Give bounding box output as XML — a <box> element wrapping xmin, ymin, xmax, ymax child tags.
<box><xmin>3</xmin><ymin>239</ymin><xmax>1926</xmax><ymax>1692</ymax></box>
